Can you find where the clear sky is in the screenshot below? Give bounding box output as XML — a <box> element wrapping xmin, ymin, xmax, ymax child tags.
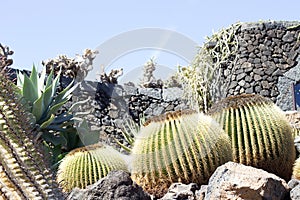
<box><xmin>2</xmin><ymin>0</ymin><xmax>300</xmax><ymax>81</ymax></box>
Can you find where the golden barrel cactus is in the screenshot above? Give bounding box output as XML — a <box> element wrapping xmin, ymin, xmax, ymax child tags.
<box><xmin>209</xmin><ymin>94</ymin><xmax>296</xmax><ymax>180</ymax></box>
<box><xmin>130</xmin><ymin>110</ymin><xmax>232</xmax><ymax>197</ymax></box>
<box><xmin>57</xmin><ymin>143</ymin><xmax>128</xmax><ymax>192</ymax></box>
<box><xmin>293</xmin><ymin>157</ymin><xmax>300</xmax><ymax>180</ymax></box>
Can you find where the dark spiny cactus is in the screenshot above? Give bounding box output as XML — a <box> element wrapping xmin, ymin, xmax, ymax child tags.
<box><xmin>131</xmin><ymin>110</ymin><xmax>232</xmax><ymax>198</ymax></box>
<box><xmin>208</xmin><ymin>94</ymin><xmax>296</xmax><ymax>180</ymax></box>
<box><xmin>0</xmin><ymin>67</ymin><xmax>63</xmax><ymax>199</ymax></box>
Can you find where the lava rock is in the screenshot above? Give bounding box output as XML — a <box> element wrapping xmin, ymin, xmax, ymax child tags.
<box><xmin>67</xmin><ymin>170</ymin><xmax>151</xmax><ymax>200</ymax></box>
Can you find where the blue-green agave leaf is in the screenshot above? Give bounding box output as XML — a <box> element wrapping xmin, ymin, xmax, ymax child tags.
<box><xmin>32</xmin><ymin>94</ymin><xmax>45</xmax><ymax>122</ymax></box>
<box><xmin>16</xmin><ymin>71</ymin><xmax>24</xmax><ymax>89</ymax></box>
<box><xmin>45</xmin><ymin>70</ymin><xmax>54</xmax><ymax>89</ymax></box>
<box><xmin>43</xmin><ymin>84</ymin><xmax>55</xmax><ymax>113</ymax></box>
<box><xmin>51</xmin><ymin>113</ymin><xmax>73</xmax><ymax>125</ymax></box>
<box><xmin>23</xmin><ymin>74</ymin><xmax>39</xmax><ymax>104</ymax></box>
<box><xmin>50</xmin><ymin>71</ymin><xmax>61</xmax><ymax>98</ymax></box>
<box><xmin>54</xmin><ymin>81</ymin><xmax>77</xmax><ymax>106</ymax></box>
<box><xmin>40</xmin><ymin>114</ymin><xmax>55</xmax><ymax>129</ymax></box>
<box><xmin>38</xmin><ymin>67</ymin><xmax>46</xmax><ymax>95</ymax></box>
<box><xmin>46</xmin><ymin>99</ymin><xmax>69</xmax><ymax>120</ymax></box>
<box><xmin>29</xmin><ymin>65</ymin><xmax>38</xmax><ymax>90</ymax></box>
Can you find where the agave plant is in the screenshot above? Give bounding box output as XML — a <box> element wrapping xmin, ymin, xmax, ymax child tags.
<box><xmin>16</xmin><ymin>65</ymin><xmax>82</xmax><ymax>167</ymax></box>
<box><xmin>16</xmin><ymin>65</ymin><xmax>78</xmax><ymax>131</ymax></box>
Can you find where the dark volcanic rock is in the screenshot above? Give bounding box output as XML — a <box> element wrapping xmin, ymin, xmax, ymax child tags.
<box><xmin>67</xmin><ymin>170</ymin><xmax>151</xmax><ymax>200</ymax></box>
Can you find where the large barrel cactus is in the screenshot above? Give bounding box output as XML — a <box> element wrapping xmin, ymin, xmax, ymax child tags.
<box><xmin>208</xmin><ymin>94</ymin><xmax>296</xmax><ymax>180</ymax></box>
<box><xmin>131</xmin><ymin>110</ymin><xmax>232</xmax><ymax>197</ymax></box>
<box><xmin>57</xmin><ymin>143</ymin><xmax>128</xmax><ymax>192</ymax></box>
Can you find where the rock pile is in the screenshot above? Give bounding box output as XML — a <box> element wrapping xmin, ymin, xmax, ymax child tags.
<box><xmin>67</xmin><ymin>162</ymin><xmax>300</xmax><ymax>200</ymax></box>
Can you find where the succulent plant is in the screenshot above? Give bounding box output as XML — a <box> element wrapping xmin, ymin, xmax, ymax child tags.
<box><xmin>0</xmin><ymin>67</ymin><xmax>62</xmax><ymax>199</ymax></box>
<box><xmin>57</xmin><ymin>143</ymin><xmax>128</xmax><ymax>192</ymax></box>
<box><xmin>130</xmin><ymin>110</ymin><xmax>232</xmax><ymax>197</ymax></box>
<box><xmin>16</xmin><ymin>65</ymin><xmax>83</xmax><ymax>167</ymax></box>
<box><xmin>208</xmin><ymin>94</ymin><xmax>296</xmax><ymax>180</ymax></box>
<box><xmin>293</xmin><ymin>157</ymin><xmax>300</xmax><ymax>180</ymax></box>
<box><xmin>16</xmin><ymin>65</ymin><xmax>78</xmax><ymax>131</ymax></box>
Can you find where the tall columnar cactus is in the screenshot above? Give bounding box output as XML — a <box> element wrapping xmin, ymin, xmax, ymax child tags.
<box><xmin>0</xmin><ymin>68</ymin><xmax>62</xmax><ymax>199</ymax></box>
<box><xmin>131</xmin><ymin>110</ymin><xmax>232</xmax><ymax>197</ymax></box>
<box><xmin>57</xmin><ymin>143</ymin><xmax>128</xmax><ymax>192</ymax></box>
<box><xmin>208</xmin><ymin>94</ymin><xmax>296</xmax><ymax>180</ymax></box>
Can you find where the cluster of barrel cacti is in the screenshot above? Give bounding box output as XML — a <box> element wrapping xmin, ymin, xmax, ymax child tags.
<box><xmin>54</xmin><ymin>93</ymin><xmax>297</xmax><ymax>198</ymax></box>
<box><xmin>0</xmin><ymin>48</ymin><xmax>297</xmax><ymax>199</ymax></box>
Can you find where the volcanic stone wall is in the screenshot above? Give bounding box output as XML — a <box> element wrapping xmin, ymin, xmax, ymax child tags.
<box><xmin>72</xmin><ymin>81</ymin><xmax>188</xmax><ymax>150</ymax></box>
<box><xmin>214</xmin><ymin>21</ymin><xmax>300</xmax><ymax>111</ymax></box>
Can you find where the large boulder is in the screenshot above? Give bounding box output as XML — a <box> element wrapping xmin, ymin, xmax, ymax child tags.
<box><xmin>203</xmin><ymin>162</ymin><xmax>290</xmax><ymax>200</ymax></box>
<box><xmin>67</xmin><ymin>170</ymin><xmax>151</xmax><ymax>200</ymax></box>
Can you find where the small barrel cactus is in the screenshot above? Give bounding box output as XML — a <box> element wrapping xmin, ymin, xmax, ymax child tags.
<box><xmin>131</xmin><ymin>110</ymin><xmax>232</xmax><ymax>197</ymax></box>
<box><xmin>57</xmin><ymin>143</ymin><xmax>128</xmax><ymax>192</ymax></box>
<box><xmin>208</xmin><ymin>94</ymin><xmax>296</xmax><ymax>180</ymax></box>
<box><xmin>293</xmin><ymin>157</ymin><xmax>300</xmax><ymax>180</ymax></box>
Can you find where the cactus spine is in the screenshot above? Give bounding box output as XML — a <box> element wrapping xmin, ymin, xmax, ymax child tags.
<box><xmin>208</xmin><ymin>94</ymin><xmax>296</xmax><ymax>180</ymax></box>
<box><xmin>131</xmin><ymin>110</ymin><xmax>232</xmax><ymax>198</ymax></box>
<box><xmin>0</xmin><ymin>68</ymin><xmax>62</xmax><ymax>199</ymax></box>
<box><xmin>57</xmin><ymin>143</ymin><xmax>128</xmax><ymax>192</ymax></box>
